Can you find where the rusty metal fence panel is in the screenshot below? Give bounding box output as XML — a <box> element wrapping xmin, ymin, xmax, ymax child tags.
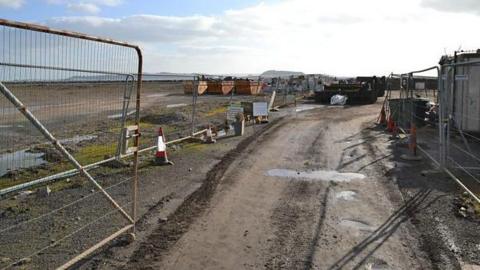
<box><xmin>0</xmin><ymin>19</ymin><xmax>142</xmax><ymax>269</ymax></box>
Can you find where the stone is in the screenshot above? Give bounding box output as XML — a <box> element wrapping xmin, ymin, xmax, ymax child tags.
<box><xmin>14</xmin><ymin>257</ymin><xmax>32</xmax><ymax>266</ymax></box>
<box><xmin>37</xmin><ymin>186</ymin><xmax>51</xmax><ymax>198</ymax></box>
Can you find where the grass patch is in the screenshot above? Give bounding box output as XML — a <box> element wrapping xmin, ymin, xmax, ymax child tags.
<box><xmin>204</xmin><ymin>106</ymin><xmax>227</xmax><ymax>117</ymax></box>
<box><xmin>109</xmin><ymin>121</ymin><xmax>156</xmax><ymax>133</ymax></box>
<box><xmin>181</xmin><ymin>142</ymin><xmax>208</xmax><ymax>153</ymax></box>
<box><xmin>0</xmin><ymin>141</ymin><xmax>118</xmax><ymax>191</ymax></box>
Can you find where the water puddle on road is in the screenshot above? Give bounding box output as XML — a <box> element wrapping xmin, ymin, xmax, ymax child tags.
<box><xmin>166</xmin><ymin>103</ymin><xmax>187</xmax><ymax>108</ymax></box>
<box><xmin>146</xmin><ymin>93</ymin><xmax>169</xmax><ymax>98</ymax></box>
<box><xmin>366</xmin><ymin>259</ymin><xmax>390</xmax><ymax>270</ymax></box>
<box><xmin>266</xmin><ymin>169</ymin><xmax>365</xmax><ymax>182</ymax></box>
<box><xmin>339</xmin><ymin>219</ymin><xmax>374</xmax><ymax>232</ymax></box>
<box><xmin>295</xmin><ymin>105</ymin><xmax>325</xmax><ymax>112</ymax></box>
<box><xmin>335</xmin><ymin>191</ymin><xmax>358</xmax><ymax>201</ymax></box>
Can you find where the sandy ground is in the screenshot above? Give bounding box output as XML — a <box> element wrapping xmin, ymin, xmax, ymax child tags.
<box><xmin>124</xmin><ymin>102</ymin><xmax>434</xmax><ymax>269</ymax></box>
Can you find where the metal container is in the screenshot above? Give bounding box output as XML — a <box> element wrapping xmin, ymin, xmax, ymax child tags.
<box><xmin>183</xmin><ymin>81</ymin><xmax>208</xmax><ymax>95</ymax></box>
<box><xmin>235</xmin><ymin>80</ymin><xmax>262</xmax><ymax>95</ymax></box>
<box><xmin>207</xmin><ymin>80</ymin><xmax>234</xmax><ymax>95</ymax></box>
<box><xmin>450</xmin><ymin>52</ymin><xmax>480</xmax><ymax>132</ymax></box>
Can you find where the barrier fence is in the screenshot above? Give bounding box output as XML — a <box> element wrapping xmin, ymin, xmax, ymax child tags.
<box><xmin>0</xmin><ymin>19</ymin><xmax>314</xmax><ymax>269</ymax></box>
<box><xmin>0</xmin><ymin>19</ymin><xmax>142</xmax><ymax>269</ymax></box>
<box><xmin>386</xmin><ymin>59</ymin><xmax>480</xmax><ymax>204</ymax></box>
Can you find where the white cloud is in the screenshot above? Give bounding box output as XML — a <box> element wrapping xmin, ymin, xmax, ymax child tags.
<box><xmin>93</xmin><ymin>0</ymin><xmax>121</xmax><ymax>6</ymax></box>
<box><xmin>67</xmin><ymin>3</ymin><xmax>100</xmax><ymax>14</ymax></box>
<box><xmin>45</xmin><ymin>0</ymin><xmax>480</xmax><ymax>75</ymax></box>
<box><xmin>0</xmin><ymin>0</ymin><xmax>24</xmax><ymax>9</ymax></box>
<box><xmin>47</xmin><ymin>15</ymin><xmax>220</xmax><ymax>42</ymax></box>
<box><xmin>421</xmin><ymin>0</ymin><xmax>480</xmax><ymax>15</ymax></box>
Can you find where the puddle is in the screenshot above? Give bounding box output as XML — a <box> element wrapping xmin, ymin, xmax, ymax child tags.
<box><xmin>335</xmin><ymin>191</ymin><xmax>357</xmax><ymax>201</ymax></box>
<box><xmin>0</xmin><ymin>134</ymin><xmax>97</xmax><ymax>177</ymax></box>
<box><xmin>0</xmin><ymin>150</ymin><xmax>46</xmax><ymax>177</ymax></box>
<box><xmin>59</xmin><ymin>135</ymin><xmax>97</xmax><ymax>144</ymax></box>
<box><xmin>266</xmin><ymin>169</ymin><xmax>365</xmax><ymax>182</ymax></box>
<box><xmin>166</xmin><ymin>103</ymin><xmax>187</xmax><ymax>108</ymax></box>
<box><xmin>146</xmin><ymin>93</ymin><xmax>168</xmax><ymax>98</ymax></box>
<box><xmin>366</xmin><ymin>259</ymin><xmax>389</xmax><ymax>270</ymax></box>
<box><xmin>339</xmin><ymin>219</ymin><xmax>374</xmax><ymax>232</ymax></box>
<box><xmin>0</xmin><ymin>125</ymin><xmax>24</xmax><ymax>129</ymax></box>
<box><xmin>107</xmin><ymin>110</ymin><xmax>136</xmax><ymax>119</ymax></box>
<box><xmin>295</xmin><ymin>104</ymin><xmax>326</xmax><ymax>112</ymax></box>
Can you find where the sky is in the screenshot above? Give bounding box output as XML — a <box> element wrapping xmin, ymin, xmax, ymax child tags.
<box><xmin>0</xmin><ymin>0</ymin><xmax>479</xmax><ymax>76</ymax></box>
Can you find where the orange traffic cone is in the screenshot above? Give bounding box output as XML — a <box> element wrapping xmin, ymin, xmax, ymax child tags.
<box><xmin>378</xmin><ymin>105</ymin><xmax>387</xmax><ymax>125</ymax></box>
<box><xmin>155</xmin><ymin>127</ymin><xmax>173</xmax><ymax>165</ymax></box>
<box><xmin>387</xmin><ymin>116</ymin><xmax>395</xmax><ymax>133</ymax></box>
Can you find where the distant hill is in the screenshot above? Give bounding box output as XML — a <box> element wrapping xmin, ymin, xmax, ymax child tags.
<box><xmin>260</xmin><ymin>70</ymin><xmax>305</xmax><ymax>78</ymax></box>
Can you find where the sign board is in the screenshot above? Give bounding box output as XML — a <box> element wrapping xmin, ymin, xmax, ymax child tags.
<box><xmin>415</xmin><ymin>82</ymin><xmax>425</xmax><ymax>90</ymax></box>
<box><xmin>253</xmin><ymin>102</ymin><xmax>268</xmax><ymax>117</ymax></box>
<box><xmin>455</xmin><ymin>74</ymin><xmax>469</xmax><ymax>81</ymax></box>
<box><xmin>227</xmin><ymin>104</ymin><xmax>244</xmax><ymax>121</ymax></box>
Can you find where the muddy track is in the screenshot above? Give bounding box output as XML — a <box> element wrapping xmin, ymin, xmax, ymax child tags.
<box><xmin>358</xmin><ymin>123</ymin><xmax>459</xmax><ymax>269</ymax></box>
<box><xmin>265</xmin><ymin>181</ymin><xmax>332</xmax><ymax>270</ymax></box>
<box><xmin>125</xmin><ymin>117</ymin><xmax>288</xmax><ymax>269</ymax></box>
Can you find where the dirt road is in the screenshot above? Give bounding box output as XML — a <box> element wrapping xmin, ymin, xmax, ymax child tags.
<box><xmin>126</xmin><ymin>102</ymin><xmax>433</xmax><ymax>269</ymax></box>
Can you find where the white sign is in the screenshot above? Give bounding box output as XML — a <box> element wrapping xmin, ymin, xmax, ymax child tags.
<box><xmin>455</xmin><ymin>74</ymin><xmax>469</xmax><ymax>81</ymax></box>
<box><xmin>253</xmin><ymin>102</ymin><xmax>268</xmax><ymax>117</ymax></box>
<box><xmin>227</xmin><ymin>105</ymin><xmax>244</xmax><ymax>121</ymax></box>
<box><xmin>415</xmin><ymin>82</ymin><xmax>425</xmax><ymax>90</ymax></box>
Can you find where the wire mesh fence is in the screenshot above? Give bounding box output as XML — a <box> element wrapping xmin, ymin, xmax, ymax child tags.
<box><xmin>386</xmin><ymin>58</ymin><xmax>480</xmax><ymax>203</ymax></box>
<box><xmin>0</xmin><ymin>19</ymin><xmax>142</xmax><ymax>269</ymax></box>
<box><xmin>439</xmin><ymin>57</ymin><xmax>480</xmax><ymax>201</ymax></box>
<box><xmin>0</xmin><ymin>19</ymin><xmax>310</xmax><ymax>269</ymax></box>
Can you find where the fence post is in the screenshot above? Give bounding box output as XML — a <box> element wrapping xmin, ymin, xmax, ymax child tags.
<box><xmin>438</xmin><ymin>65</ymin><xmax>445</xmax><ymax>168</ymax></box>
<box><xmin>191</xmin><ymin>76</ymin><xmax>199</xmax><ymax>136</ymax></box>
